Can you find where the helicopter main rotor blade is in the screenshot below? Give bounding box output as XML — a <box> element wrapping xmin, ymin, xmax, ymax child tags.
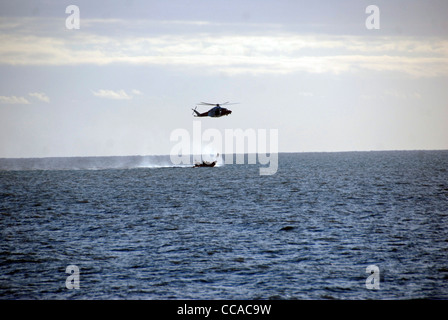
<box><xmin>198</xmin><ymin>101</ymin><xmax>239</xmax><ymax>106</ymax></box>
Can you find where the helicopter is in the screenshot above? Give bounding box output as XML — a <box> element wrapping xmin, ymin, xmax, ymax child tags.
<box><xmin>192</xmin><ymin>102</ymin><xmax>238</xmax><ymax>118</ymax></box>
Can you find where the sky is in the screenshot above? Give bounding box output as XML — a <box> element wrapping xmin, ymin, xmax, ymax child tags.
<box><xmin>0</xmin><ymin>0</ymin><xmax>447</xmax><ymax>158</ymax></box>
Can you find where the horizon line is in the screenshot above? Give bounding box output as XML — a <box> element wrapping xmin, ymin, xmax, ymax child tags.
<box><xmin>1</xmin><ymin>148</ymin><xmax>447</xmax><ymax>160</ymax></box>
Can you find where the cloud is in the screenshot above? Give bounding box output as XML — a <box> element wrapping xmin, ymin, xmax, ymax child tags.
<box><xmin>29</xmin><ymin>92</ymin><xmax>50</xmax><ymax>102</ymax></box>
<box><xmin>0</xmin><ymin>92</ymin><xmax>50</xmax><ymax>105</ymax></box>
<box><xmin>92</xmin><ymin>89</ymin><xmax>138</xmax><ymax>100</ymax></box>
<box><xmin>1</xmin><ymin>17</ymin><xmax>447</xmax><ymax>77</ymax></box>
<box><xmin>0</xmin><ymin>95</ymin><xmax>30</xmax><ymax>104</ymax></box>
<box><xmin>384</xmin><ymin>90</ymin><xmax>422</xmax><ymax>100</ymax></box>
<box><xmin>361</xmin><ymin>90</ymin><xmax>423</xmax><ymax>100</ymax></box>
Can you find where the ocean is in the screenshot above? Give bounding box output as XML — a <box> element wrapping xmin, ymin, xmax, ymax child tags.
<box><xmin>1</xmin><ymin>151</ymin><xmax>447</xmax><ymax>299</ymax></box>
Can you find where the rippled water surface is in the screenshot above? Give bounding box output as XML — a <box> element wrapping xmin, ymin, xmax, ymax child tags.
<box><xmin>1</xmin><ymin>151</ymin><xmax>448</xmax><ymax>299</ymax></box>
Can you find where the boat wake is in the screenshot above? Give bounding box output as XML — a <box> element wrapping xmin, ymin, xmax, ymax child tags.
<box><xmin>0</xmin><ymin>155</ymin><xmax>188</xmax><ymax>171</ymax></box>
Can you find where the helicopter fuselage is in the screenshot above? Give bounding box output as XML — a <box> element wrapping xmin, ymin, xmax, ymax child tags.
<box><xmin>193</xmin><ymin>105</ymin><xmax>232</xmax><ymax>117</ymax></box>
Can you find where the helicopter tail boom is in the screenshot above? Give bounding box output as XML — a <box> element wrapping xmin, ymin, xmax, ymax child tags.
<box><xmin>192</xmin><ymin>107</ymin><xmax>207</xmax><ymax>117</ymax></box>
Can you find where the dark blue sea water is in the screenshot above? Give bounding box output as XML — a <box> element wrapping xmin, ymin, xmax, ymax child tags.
<box><xmin>1</xmin><ymin>151</ymin><xmax>448</xmax><ymax>299</ymax></box>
